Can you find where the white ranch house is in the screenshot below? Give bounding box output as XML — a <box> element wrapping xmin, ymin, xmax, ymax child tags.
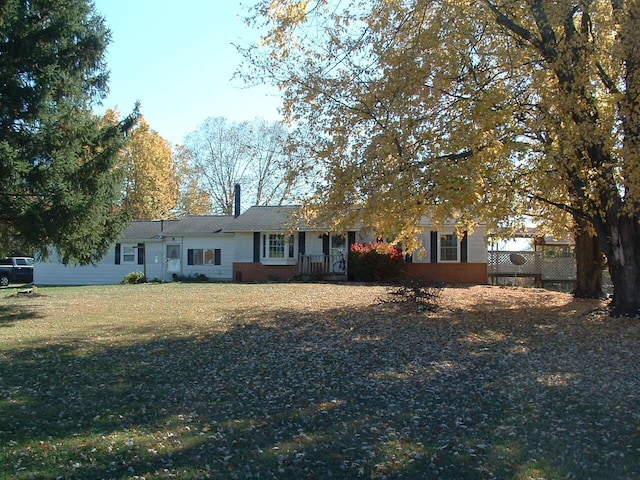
<box><xmin>35</xmin><ymin>205</ymin><xmax>489</xmax><ymax>286</ymax></box>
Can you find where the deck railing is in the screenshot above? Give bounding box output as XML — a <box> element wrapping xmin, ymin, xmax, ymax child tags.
<box><xmin>300</xmin><ymin>251</ymin><xmax>576</xmax><ymax>282</ymax></box>
<box><xmin>541</xmin><ymin>257</ymin><xmax>576</xmax><ymax>281</ymax></box>
<box><xmin>488</xmin><ymin>251</ymin><xmax>542</xmax><ymax>276</ymax></box>
<box><xmin>488</xmin><ymin>251</ymin><xmax>576</xmax><ymax>281</ymax></box>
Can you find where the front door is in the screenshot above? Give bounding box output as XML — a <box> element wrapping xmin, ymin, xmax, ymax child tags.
<box><xmin>166</xmin><ymin>244</ymin><xmax>181</xmax><ymax>274</ymax></box>
<box><xmin>331</xmin><ymin>234</ymin><xmax>346</xmax><ymax>274</ymax></box>
<box><xmin>331</xmin><ymin>234</ymin><xmax>346</xmax><ymax>257</ymax></box>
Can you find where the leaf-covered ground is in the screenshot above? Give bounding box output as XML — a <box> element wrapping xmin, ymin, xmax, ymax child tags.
<box><xmin>0</xmin><ymin>283</ymin><xmax>639</xmax><ymax>479</ymax></box>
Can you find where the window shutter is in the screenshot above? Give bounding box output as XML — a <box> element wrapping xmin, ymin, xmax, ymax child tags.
<box><xmin>298</xmin><ymin>232</ymin><xmax>306</xmax><ymax>256</ymax></box>
<box><xmin>115</xmin><ymin>244</ymin><xmax>121</xmax><ymax>265</ymax></box>
<box><xmin>137</xmin><ymin>243</ymin><xmax>145</xmax><ymax>265</ymax></box>
<box><xmin>322</xmin><ymin>234</ymin><xmax>330</xmax><ymax>255</ymax></box>
<box><xmin>214</xmin><ymin>249</ymin><xmax>221</xmax><ymax>265</ymax></box>
<box><xmin>347</xmin><ymin>231</ymin><xmax>356</xmax><ymax>252</ymax></box>
<box><xmin>187</xmin><ymin>249</ymin><xmax>194</xmax><ymax>265</ymax></box>
<box><xmin>288</xmin><ymin>235</ymin><xmax>295</xmax><ymax>258</ymax></box>
<box><xmin>461</xmin><ymin>231</ymin><xmax>468</xmax><ymax>263</ymax></box>
<box><xmin>430</xmin><ymin>231</ymin><xmax>438</xmax><ymax>263</ymax></box>
<box><xmin>253</xmin><ymin>232</ymin><xmax>260</xmax><ymax>262</ymax></box>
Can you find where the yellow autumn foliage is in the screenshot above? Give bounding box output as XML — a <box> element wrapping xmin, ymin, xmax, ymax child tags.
<box><xmin>244</xmin><ymin>0</ymin><xmax>640</xmax><ymax>313</ymax></box>
<box><xmin>118</xmin><ymin>115</ymin><xmax>181</xmax><ymax>220</ymax></box>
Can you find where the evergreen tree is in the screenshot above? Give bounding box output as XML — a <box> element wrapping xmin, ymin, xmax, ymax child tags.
<box><xmin>0</xmin><ymin>0</ymin><xmax>137</xmax><ymax>264</ymax></box>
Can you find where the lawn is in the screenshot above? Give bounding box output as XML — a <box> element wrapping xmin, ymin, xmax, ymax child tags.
<box><xmin>1</xmin><ymin>283</ymin><xmax>639</xmax><ymax>479</ymax></box>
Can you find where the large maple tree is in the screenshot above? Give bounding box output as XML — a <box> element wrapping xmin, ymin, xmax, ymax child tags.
<box><xmin>243</xmin><ymin>0</ymin><xmax>640</xmax><ymax>316</ymax></box>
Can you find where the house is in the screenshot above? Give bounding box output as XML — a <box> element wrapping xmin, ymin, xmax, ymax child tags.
<box><xmin>35</xmin><ymin>216</ymin><xmax>234</xmax><ymax>285</ymax></box>
<box><xmin>227</xmin><ymin>205</ymin><xmax>370</xmax><ymax>282</ymax></box>
<box><xmin>402</xmin><ymin>224</ymin><xmax>488</xmax><ymax>284</ymax></box>
<box><xmin>35</xmin><ymin>203</ymin><xmax>489</xmax><ymax>285</ymax></box>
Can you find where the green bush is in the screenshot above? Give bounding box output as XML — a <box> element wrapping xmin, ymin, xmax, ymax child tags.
<box><xmin>122</xmin><ymin>271</ymin><xmax>147</xmax><ymax>284</ymax></box>
<box><xmin>348</xmin><ymin>242</ymin><xmax>404</xmax><ymax>282</ymax></box>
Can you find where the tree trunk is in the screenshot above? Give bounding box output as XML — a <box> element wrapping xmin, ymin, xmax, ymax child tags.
<box><xmin>602</xmin><ymin>214</ymin><xmax>640</xmax><ymax>317</ymax></box>
<box><xmin>573</xmin><ymin>218</ymin><xmax>605</xmax><ymax>299</ymax></box>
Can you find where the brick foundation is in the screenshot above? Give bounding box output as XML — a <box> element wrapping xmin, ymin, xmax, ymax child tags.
<box><xmin>233</xmin><ymin>262</ymin><xmax>299</xmax><ymax>282</ymax></box>
<box><xmin>233</xmin><ymin>261</ymin><xmax>488</xmax><ymax>284</ymax></box>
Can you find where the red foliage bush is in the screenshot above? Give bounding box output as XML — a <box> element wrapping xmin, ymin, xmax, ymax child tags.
<box><xmin>348</xmin><ymin>242</ymin><xmax>403</xmax><ymax>281</ymax></box>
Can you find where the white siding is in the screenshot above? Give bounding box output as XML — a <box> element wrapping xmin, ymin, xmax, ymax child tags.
<box><xmin>145</xmin><ymin>245</ymin><xmax>165</xmax><ymax>282</ymax></box>
<box><xmin>468</xmin><ymin>225</ymin><xmax>487</xmax><ymax>263</ymax></box>
<box><xmin>305</xmin><ymin>232</ymin><xmax>325</xmax><ymax>256</ymax></box>
<box><xmin>303</xmin><ymin>231</ymin><xmax>371</xmax><ymax>256</ymax></box>
<box><xmin>233</xmin><ymin>230</ymin><xmax>371</xmax><ymax>262</ymax></box>
<box><xmin>35</xmin><ymin>236</ymin><xmax>235</xmax><ymax>286</ymax></box>
<box><xmin>35</xmin><ymin>245</ymin><xmax>150</xmax><ymax>286</ymax></box>
<box><xmin>181</xmin><ymin>236</ymin><xmax>235</xmax><ymax>280</ymax></box>
<box><xmin>355</xmin><ymin>232</ymin><xmax>375</xmax><ymax>245</ymax></box>
<box><xmin>233</xmin><ymin>233</ymin><xmax>255</xmax><ymax>262</ymax></box>
<box><xmin>412</xmin><ymin>226</ymin><xmax>487</xmax><ymax>264</ymax></box>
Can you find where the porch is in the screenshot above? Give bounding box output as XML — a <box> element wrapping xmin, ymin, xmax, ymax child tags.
<box><xmin>298</xmin><ymin>254</ymin><xmax>348</xmax><ymax>280</ymax></box>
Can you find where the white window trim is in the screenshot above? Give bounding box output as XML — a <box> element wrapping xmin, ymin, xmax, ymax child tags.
<box><xmin>438</xmin><ymin>233</ymin><xmax>460</xmax><ymax>263</ymax></box>
<box><xmin>261</xmin><ymin>232</ymin><xmax>297</xmax><ymax>265</ymax></box>
<box><xmin>122</xmin><ymin>245</ymin><xmax>137</xmax><ymax>263</ymax></box>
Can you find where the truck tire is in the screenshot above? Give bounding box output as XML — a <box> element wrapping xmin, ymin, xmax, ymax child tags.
<box><xmin>0</xmin><ymin>274</ymin><xmax>9</xmax><ymax>287</ymax></box>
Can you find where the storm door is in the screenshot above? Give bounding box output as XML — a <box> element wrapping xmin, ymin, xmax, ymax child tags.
<box><xmin>166</xmin><ymin>244</ymin><xmax>181</xmax><ymax>273</ymax></box>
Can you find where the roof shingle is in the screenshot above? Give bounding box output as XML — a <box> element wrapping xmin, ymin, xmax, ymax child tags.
<box><xmin>226</xmin><ymin>206</ymin><xmax>301</xmax><ymax>232</ymax></box>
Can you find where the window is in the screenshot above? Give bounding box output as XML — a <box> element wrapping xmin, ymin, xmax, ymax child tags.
<box><xmin>268</xmin><ymin>234</ymin><xmax>285</xmax><ymax>258</ymax></box>
<box><xmin>440</xmin><ymin>234</ymin><xmax>458</xmax><ymax>261</ymax></box>
<box><xmin>123</xmin><ymin>246</ymin><xmax>136</xmax><ymax>263</ymax></box>
<box><xmin>262</xmin><ymin>234</ymin><xmax>295</xmax><ymax>261</ymax></box>
<box><xmin>188</xmin><ymin>249</ymin><xmax>221</xmax><ymax>266</ymax></box>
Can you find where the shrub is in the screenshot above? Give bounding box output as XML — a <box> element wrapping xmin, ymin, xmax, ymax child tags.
<box><xmin>172</xmin><ymin>273</ymin><xmax>209</xmax><ymax>283</ymax></box>
<box><xmin>348</xmin><ymin>242</ymin><xmax>403</xmax><ymax>282</ymax></box>
<box><xmin>122</xmin><ymin>271</ymin><xmax>147</xmax><ymax>284</ymax></box>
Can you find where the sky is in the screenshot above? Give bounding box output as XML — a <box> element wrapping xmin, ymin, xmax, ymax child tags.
<box><xmin>90</xmin><ymin>1</ymin><xmax>533</xmax><ymax>250</ymax></box>
<box><xmin>92</xmin><ymin>0</ymin><xmax>281</xmax><ymax>146</ymax></box>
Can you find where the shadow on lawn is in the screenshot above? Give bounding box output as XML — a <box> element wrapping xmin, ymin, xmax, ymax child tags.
<box><xmin>1</xmin><ymin>291</ymin><xmax>639</xmax><ymax>479</ymax></box>
<box><xmin>0</xmin><ymin>303</ymin><xmax>41</xmax><ymax>327</ymax></box>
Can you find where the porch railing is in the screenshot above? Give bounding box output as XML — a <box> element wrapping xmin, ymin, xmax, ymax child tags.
<box><xmin>299</xmin><ymin>254</ymin><xmax>347</xmax><ymax>276</ymax></box>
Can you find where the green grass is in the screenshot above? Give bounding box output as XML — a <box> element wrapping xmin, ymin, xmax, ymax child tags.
<box><xmin>0</xmin><ymin>283</ymin><xmax>639</xmax><ymax>479</ymax></box>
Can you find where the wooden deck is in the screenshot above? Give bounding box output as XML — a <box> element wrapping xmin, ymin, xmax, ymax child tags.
<box><xmin>488</xmin><ymin>251</ymin><xmax>576</xmax><ymax>287</ymax></box>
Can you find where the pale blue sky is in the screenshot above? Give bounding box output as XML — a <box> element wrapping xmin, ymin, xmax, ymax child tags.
<box><xmin>92</xmin><ymin>0</ymin><xmax>281</xmax><ymax>145</ymax></box>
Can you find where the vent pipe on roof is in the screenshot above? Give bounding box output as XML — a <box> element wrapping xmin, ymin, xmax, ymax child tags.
<box><xmin>234</xmin><ymin>183</ymin><xmax>241</xmax><ymax>218</ymax></box>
